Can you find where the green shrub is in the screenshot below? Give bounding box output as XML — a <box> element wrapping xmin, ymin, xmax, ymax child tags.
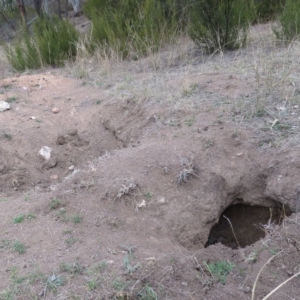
<box><xmin>5</xmin><ymin>16</ymin><xmax>78</xmax><ymax>71</ymax></box>
<box><xmin>254</xmin><ymin>0</ymin><xmax>285</xmax><ymax>22</ymax></box>
<box><xmin>273</xmin><ymin>0</ymin><xmax>300</xmax><ymax>42</ymax></box>
<box><xmin>5</xmin><ymin>32</ymin><xmax>41</xmax><ymax>70</ymax></box>
<box><xmin>83</xmin><ymin>0</ymin><xmax>181</xmax><ymax>58</ymax></box>
<box><xmin>189</xmin><ymin>0</ymin><xmax>255</xmax><ymax>53</ymax></box>
<box><xmin>33</xmin><ymin>16</ymin><xmax>78</xmax><ymax>65</ymax></box>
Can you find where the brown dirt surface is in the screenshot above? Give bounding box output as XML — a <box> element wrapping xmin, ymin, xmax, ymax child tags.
<box><xmin>0</xmin><ymin>23</ymin><xmax>300</xmax><ymax>300</ymax></box>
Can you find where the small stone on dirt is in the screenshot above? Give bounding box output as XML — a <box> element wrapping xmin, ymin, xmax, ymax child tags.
<box><xmin>38</xmin><ymin>146</ymin><xmax>52</xmax><ymax>160</ymax></box>
<box><xmin>0</xmin><ymin>101</ymin><xmax>10</xmax><ymax>112</ymax></box>
<box><xmin>158</xmin><ymin>197</ymin><xmax>166</xmax><ymax>204</ymax></box>
<box><xmin>69</xmin><ymin>165</ymin><xmax>75</xmax><ymax>171</ymax></box>
<box><xmin>138</xmin><ymin>200</ymin><xmax>146</xmax><ymax>208</ymax></box>
<box><xmin>52</xmin><ymin>107</ymin><xmax>59</xmax><ymax>113</ymax></box>
<box><xmin>67</xmin><ymin>129</ymin><xmax>78</xmax><ymax>136</ymax></box>
<box><xmin>50</xmin><ymin>174</ymin><xmax>59</xmax><ymax>180</ymax></box>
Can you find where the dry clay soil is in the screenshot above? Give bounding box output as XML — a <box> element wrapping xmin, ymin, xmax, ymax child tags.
<box><xmin>1</xmin><ymin>35</ymin><xmax>300</xmax><ymax>299</ymax></box>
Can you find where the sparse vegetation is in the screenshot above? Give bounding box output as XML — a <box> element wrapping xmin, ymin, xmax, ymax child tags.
<box><xmin>205</xmin><ymin>260</ymin><xmax>235</xmax><ymax>284</ymax></box>
<box><xmin>5</xmin><ymin>16</ymin><xmax>78</xmax><ymax>71</ymax></box>
<box><xmin>117</xmin><ymin>181</ymin><xmax>137</xmax><ymax>199</ymax></box>
<box><xmin>189</xmin><ymin>0</ymin><xmax>255</xmax><ymax>53</ymax></box>
<box><xmin>60</xmin><ymin>262</ymin><xmax>83</xmax><ymax>275</ymax></box>
<box><xmin>177</xmin><ymin>158</ymin><xmax>198</xmax><ymax>185</ymax></box>
<box><xmin>273</xmin><ymin>0</ymin><xmax>300</xmax><ymax>42</ymax></box>
<box><xmin>254</xmin><ymin>0</ymin><xmax>285</xmax><ymax>22</ymax></box>
<box><xmin>83</xmin><ymin>0</ymin><xmax>181</xmax><ymax>57</ymax></box>
<box><xmin>13</xmin><ymin>214</ymin><xmax>25</xmax><ymax>223</ymax></box>
<box><xmin>13</xmin><ymin>240</ymin><xmax>26</xmax><ymax>254</ymax></box>
<box><xmin>71</xmin><ymin>215</ymin><xmax>83</xmax><ymax>224</ymax></box>
<box><xmin>50</xmin><ymin>198</ymin><xmax>63</xmax><ymax>210</ymax></box>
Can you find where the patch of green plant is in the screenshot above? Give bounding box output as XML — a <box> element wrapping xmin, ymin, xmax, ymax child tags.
<box><xmin>13</xmin><ymin>214</ymin><xmax>25</xmax><ymax>224</ymax></box>
<box><xmin>113</xmin><ymin>278</ymin><xmax>128</xmax><ymax>291</ymax></box>
<box><xmin>50</xmin><ymin>198</ymin><xmax>63</xmax><ymax>210</ymax></box>
<box><xmin>86</xmin><ymin>278</ymin><xmax>97</xmax><ymax>290</ymax></box>
<box><xmin>6</xmin><ymin>96</ymin><xmax>17</xmax><ymax>103</ymax></box>
<box><xmin>0</xmin><ymin>239</ymin><xmax>11</xmax><ymax>251</ymax></box>
<box><xmin>0</xmin><ymin>197</ymin><xmax>9</xmax><ymax>202</ymax></box>
<box><xmin>65</xmin><ymin>236</ymin><xmax>78</xmax><ymax>247</ymax></box>
<box><xmin>0</xmin><ymin>131</ymin><xmax>12</xmax><ymax>141</ymax></box>
<box><xmin>71</xmin><ymin>215</ymin><xmax>83</xmax><ymax>224</ymax></box>
<box><xmin>254</xmin><ymin>0</ymin><xmax>285</xmax><ymax>22</ymax></box>
<box><xmin>60</xmin><ymin>262</ymin><xmax>83</xmax><ymax>275</ymax></box>
<box><xmin>273</xmin><ymin>0</ymin><xmax>300</xmax><ymax>42</ymax></box>
<box><xmin>144</xmin><ymin>191</ymin><xmax>153</xmax><ymax>198</ymax></box>
<box><xmin>5</xmin><ymin>16</ymin><xmax>79</xmax><ymax>71</ymax></box>
<box><xmin>83</xmin><ymin>0</ymin><xmax>181</xmax><ymax>58</ymax></box>
<box><xmin>139</xmin><ymin>285</ymin><xmax>158</xmax><ymax>300</ymax></box>
<box><xmin>13</xmin><ymin>240</ymin><xmax>26</xmax><ymax>254</ymax></box>
<box><xmin>189</xmin><ymin>0</ymin><xmax>255</xmax><ymax>53</ymax></box>
<box><xmin>4</xmin><ymin>32</ymin><xmax>41</xmax><ymax>71</ymax></box>
<box><xmin>205</xmin><ymin>260</ymin><xmax>235</xmax><ymax>284</ymax></box>
<box><xmin>0</xmin><ymin>288</ymin><xmax>15</xmax><ymax>300</ymax></box>
<box><xmin>45</xmin><ymin>274</ymin><xmax>64</xmax><ymax>293</ymax></box>
<box><xmin>26</xmin><ymin>213</ymin><xmax>36</xmax><ymax>220</ymax></box>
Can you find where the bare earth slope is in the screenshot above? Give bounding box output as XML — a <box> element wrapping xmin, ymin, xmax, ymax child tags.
<box><xmin>0</xmin><ymin>23</ymin><xmax>300</xmax><ymax>300</ymax></box>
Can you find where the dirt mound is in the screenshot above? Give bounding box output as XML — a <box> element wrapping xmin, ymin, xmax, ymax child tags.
<box><xmin>1</xmin><ymin>30</ymin><xmax>300</xmax><ymax>298</ymax></box>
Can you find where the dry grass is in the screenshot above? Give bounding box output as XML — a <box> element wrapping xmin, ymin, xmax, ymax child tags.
<box><xmin>63</xmin><ymin>22</ymin><xmax>300</xmax><ymax>151</ymax></box>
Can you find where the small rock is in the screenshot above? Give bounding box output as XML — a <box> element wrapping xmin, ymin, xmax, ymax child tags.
<box><xmin>67</xmin><ymin>129</ymin><xmax>78</xmax><ymax>136</ymax></box>
<box><xmin>0</xmin><ymin>101</ymin><xmax>10</xmax><ymax>112</ymax></box>
<box><xmin>29</xmin><ymin>116</ymin><xmax>36</xmax><ymax>120</ymax></box>
<box><xmin>39</xmin><ymin>146</ymin><xmax>52</xmax><ymax>160</ymax></box>
<box><xmin>52</xmin><ymin>107</ymin><xmax>59</xmax><ymax>114</ymax></box>
<box><xmin>138</xmin><ymin>200</ymin><xmax>146</xmax><ymax>208</ymax></box>
<box><xmin>69</xmin><ymin>165</ymin><xmax>75</xmax><ymax>171</ymax></box>
<box><xmin>50</xmin><ymin>174</ymin><xmax>59</xmax><ymax>180</ymax></box>
<box><xmin>236</xmin><ymin>152</ymin><xmax>243</xmax><ymax>156</ymax></box>
<box><xmin>158</xmin><ymin>197</ymin><xmax>166</xmax><ymax>204</ymax></box>
<box><xmin>181</xmin><ymin>282</ymin><xmax>188</xmax><ymax>286</ymax></box>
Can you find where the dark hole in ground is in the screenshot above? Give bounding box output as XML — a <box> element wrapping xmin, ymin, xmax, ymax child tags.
<box><xmin>205</xmin><ymin>203</ymin><xmax>291</xmax><ymax>249</ymax></box>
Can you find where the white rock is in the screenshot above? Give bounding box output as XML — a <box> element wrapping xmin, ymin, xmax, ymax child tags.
<box><xmin>69</xmin><ymin>165</ymin><xmax>75</xmax><ymax>171</ymax></box>
<box><xmin>52</xmin><ymin>107</ymin><xmax>59</xmax><ymax>113</ymax></box>
<box><xmin>39</xmin><ymin>146</ymin><xmax>52</xmax><ymax>160</ymax></box>
<box><xmin>0</xmin><ymin>101</ymin><xmax>10</xmax><ymax>112</ymax></box>
<box><xmin>157</xmin><ymin>197</ymin><xmax>166</xmax><ymax>204</ymax></box>
<box><xmin>138</xmin><ymin>200</ymin><xmax>146</xmax><ymax>208</ymax></box>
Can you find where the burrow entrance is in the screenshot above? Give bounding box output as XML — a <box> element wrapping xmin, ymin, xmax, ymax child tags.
<box><xmin>205</xmin><ymin>203</ymin><xmax>291</xmax><ymax>249</ymax></box>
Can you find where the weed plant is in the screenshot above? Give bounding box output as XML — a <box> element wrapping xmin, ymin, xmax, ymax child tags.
<box><xmin>273</xmin><ymin>0</ymin><xmax>300</xmax><ymax>42</ymax></box>
<box><xmin>189</xmin><ymin>0</ymin><xmax>255</xmax><ymax>53</ymax></box>
<box><xmin>83</xmin><ymin>0</ymin><xmax>181</xmax><ymax>58</ymax></box>
<box><xmin>254</xmin><ymin>0</ymin><xmax>285</xmax><ymax>22</ymax></box>
<box><xmin>5</xmin><ymin>16</ymin><xmax>78</xmax><ymax>71</ymax></box>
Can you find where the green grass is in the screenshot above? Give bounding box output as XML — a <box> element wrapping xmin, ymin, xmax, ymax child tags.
<box><xmin>65</xmin><ymin>236</ymin><xmax>78</xmax><ymax>247</ymax></box>
<box><xmin>205</xmin><ymin>260</ymin><xmax>235</xmax><ymax>284</ymax></box>
<box><xmin>140</xmin><ymin>285</ymin><xmax>158</xmax><ymax>300</ymax></box>
<box><xmin>13</xmin><ymin>214</ymin><xmax>25</xmax><ymax>224</ymax></box>
<box><xmin>0</xmin><ymin>288</ymin><xmax>15</xmax><ymax>300</ymax></box>
<box><xmin>50</xmin><ymin>198</ymin><xmax>63</xmax><ymax>210</ymax></box>
<box><xmin>71</xmin><ymin>215</ymin><xmax>83</xmax><ymax>224</ymax></box>
<box><xmin>60</xmin><ymin>262</ymin><xmax>83</xmax><ymax>275</ymax></box>
<box><xmin>13</xmin><ymin>240</ymin><xmax>26</xmax><ymax>254</ymax></box>
<box><xmin>45</xmin><ymin>274</ymin><xmax>65</xmax><ymax>292</ymax></box>
<box><xmin>5</xmin><ymin>96</ymin><xmax>17</xmax><ymax>103</ymax></box>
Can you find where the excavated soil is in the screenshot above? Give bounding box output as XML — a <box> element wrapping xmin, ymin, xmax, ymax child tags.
<box><xmin>0</xmin><ymin>23</ymin><xmax>300</xmax><ymax>300</ymax></box>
